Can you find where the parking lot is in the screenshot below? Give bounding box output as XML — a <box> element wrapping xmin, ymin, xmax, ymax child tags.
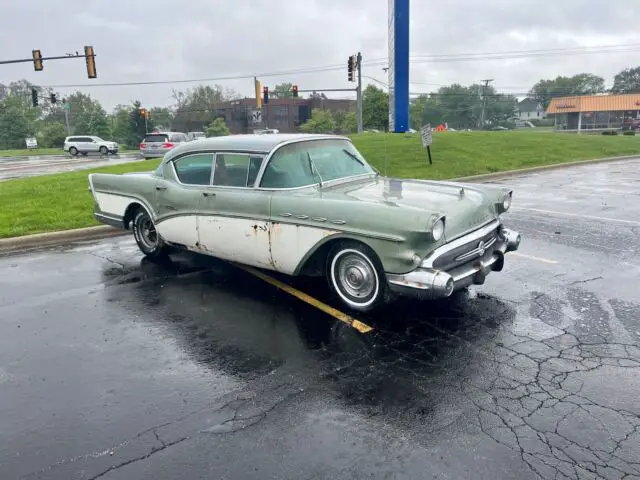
<box><xmin>1</xmin><ymin>159</ymin><xmax>639</xmax><ymax>479</ymax></box>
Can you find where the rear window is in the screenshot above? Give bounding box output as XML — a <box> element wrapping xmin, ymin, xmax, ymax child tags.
<box><xmin>144</xmin><ymin>134</ymin><xmax>169</xmax><ymax>143</ymax></box>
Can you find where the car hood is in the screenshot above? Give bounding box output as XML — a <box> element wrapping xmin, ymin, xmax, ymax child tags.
<box><xmin>321</xmin><ymin>176</ymin><xmax>500</xmax><ymax>240</ymax></box>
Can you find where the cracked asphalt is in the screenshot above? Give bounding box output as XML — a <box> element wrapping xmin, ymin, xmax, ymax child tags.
<box><xmin>1</xmin><ymin>158</ymin><xmax>639</xmax><ymax>479</ymax></box>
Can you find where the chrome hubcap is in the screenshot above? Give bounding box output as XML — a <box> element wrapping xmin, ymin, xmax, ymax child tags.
<box><xmin>338</xmin><ymin>254</ymin><xmax>375</xmax><ymax>299</ymax></box>
<box><xmin>139</xmin><ymin>217</ymin><xmax>157</xmax><ymax>249</ymax></box>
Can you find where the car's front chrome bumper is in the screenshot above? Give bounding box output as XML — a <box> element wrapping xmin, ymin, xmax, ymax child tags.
<box><xmin>386</xmin><ymin>222</ymin><xmax>521</xmax><ymax>299</ymax></box>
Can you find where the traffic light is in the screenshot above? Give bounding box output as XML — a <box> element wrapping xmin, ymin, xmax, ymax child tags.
<box><xmin>84</xmin><ymin>45</ymin><xmax>97</xmax><ymax>79</ymax></box>
<box><xmin>50</xmin><ymin>93</ymin><xmax>57</xmax><ymax>104</ymax></box>
<box><xmin>263</xmin><ymin>86</ymin><xmax>269</xmax><ymax>105</ymax></box>
<box><xmin>31</xmin><ymin>88</ymin><xmax>38</xmax><ymax>107</ymax></box>
<box><xmin>348</xmin><ymin>55</ymin><xmax>356</xmax><ymax>82</ymax></box>
<box><xmin>32</xmin><ymin>49</ymin><xmax>43</xmax><ymax>71</ymax></box>
<box><xmin>292</xmin><ymin>85</ymin><xmax>298</xmax><ymax>98</ymax></box>
<box><xmin>254</xmin><ymin>78</ymin><xmax>262</xmax><ymax>109</ymax></box>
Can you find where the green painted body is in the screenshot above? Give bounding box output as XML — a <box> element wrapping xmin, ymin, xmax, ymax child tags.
<box><xmin>89</xmin><ymin>134</ymin><xmax>513</xmax><ymax>275</ymax></box>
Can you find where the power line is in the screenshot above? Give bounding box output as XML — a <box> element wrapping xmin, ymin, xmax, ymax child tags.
<box><xmin>26</xmin><ymin>43</ymin><xmax>639</xmax><ymax>90</ymax></box>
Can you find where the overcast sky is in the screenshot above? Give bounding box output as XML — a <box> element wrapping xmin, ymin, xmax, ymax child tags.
<box><xmin>2</xmin><ymin>0</ymin><xmax>639</xmax><ymax>110</ymax></box>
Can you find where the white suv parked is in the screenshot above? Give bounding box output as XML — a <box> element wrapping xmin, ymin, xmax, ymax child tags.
<box><xmin>63</xmin><ymin>136</ymin><xmax>120</xmax><ymax>156</ymax></box>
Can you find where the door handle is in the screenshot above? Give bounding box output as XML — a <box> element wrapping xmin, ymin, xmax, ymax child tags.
<box><xmin>155</xmin><ymin>186</ymin><xmax>167</xmax><ymax>191</ymax></box>
<box><xmin>202</xmin><ymin>192</ymin><xmax>216</xmax><ymax>197</ymax></box>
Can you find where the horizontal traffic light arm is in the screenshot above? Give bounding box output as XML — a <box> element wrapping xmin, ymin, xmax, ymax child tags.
<box><xmin>294</xmin><ymin>88</ymin><xmax>358</xmax><ymax>93</ymax></box>
<box><xmin>0</xmin><ymin>52</ymin><xmax>93</xmax><ymax>65</ymax></box>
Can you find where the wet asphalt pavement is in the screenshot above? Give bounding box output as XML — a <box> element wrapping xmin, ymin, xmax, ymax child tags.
<box><xmin>1</xmin><ymin>159</ymin><xmax>640</xmax><ymax>479</ymax></box>
<box><xmin>0</xmin><ymin>154</ymin><xmax>143</xmax><ymax>181</ymax></box>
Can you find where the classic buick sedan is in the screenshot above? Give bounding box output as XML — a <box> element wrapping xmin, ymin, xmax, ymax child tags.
<box><xmin>88</xmin><ymin>134</ymin><xmax>521</xmax><ymax>312</ymax></box>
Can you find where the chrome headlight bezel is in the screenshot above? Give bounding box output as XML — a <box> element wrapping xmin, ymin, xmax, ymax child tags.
<box><xmin>431</xmin><ymin>216</ymin><xmax>445</xmax><ymax>242</ymax></box>
<box><xmin>496</xmin><ymin>190</ymin><xmax>513</xmax><ymax>214</ymax></box>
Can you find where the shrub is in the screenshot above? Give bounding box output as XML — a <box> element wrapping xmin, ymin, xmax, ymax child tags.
<box><xmin>623</xmin><ymin>130</ymin><xmax>636</xmax><ymax>136</ymax></box>
<box><xmin>601</xmin><ymin>130</ymin><xmax>618</xmax><ymax>136</ymax></box>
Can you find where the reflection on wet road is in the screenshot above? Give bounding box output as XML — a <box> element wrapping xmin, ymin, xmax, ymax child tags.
<box><xmin>0</xmin><ymin>154</ymin><xmax>143</xmax><ymax>180</ymax></box>
<box><xmin>1</xmin><ymin>158</ymin><xmax>639</xmax><ymax>479</ymax></box>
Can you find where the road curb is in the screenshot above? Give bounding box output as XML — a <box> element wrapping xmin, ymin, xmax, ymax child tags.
<box><xmin>452</xmin><ymin>155</ymin><xmax>639</xmax><ymax>182</ymax></box>
<box><xmin>0</xmin><ymin>225</ymin><xmax>126</xmax><ymax>256</ymax></box>
<box><xmin>0</xmin><ymin>154</ymin><xmax>637</xmax><ymax>255</ymax></box>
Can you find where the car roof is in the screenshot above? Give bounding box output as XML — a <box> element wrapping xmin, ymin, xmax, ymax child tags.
<box><xmin>162</xmin><ymin>133</ymin><xmax>350</xmax><ymax>163</ymax></box>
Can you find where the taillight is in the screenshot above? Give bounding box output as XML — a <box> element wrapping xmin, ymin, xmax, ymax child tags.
<box><xmin>162</xmin><ymin>142</ymin><xmax>175</xmax><ymax>148</ymax></box>
<box><xmin>140</xmin><ymin>143</ymin><xmax>147</xmax><ymax>149</ymax></box>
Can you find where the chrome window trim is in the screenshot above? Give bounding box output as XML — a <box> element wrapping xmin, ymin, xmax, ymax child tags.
<box><xmin>170</xmin><ymin>152</ymin><xmax>215</xmax><ymax>187</ymax></box>
<box><xmin>421</xmin><ymin>219</ymin><xmax>501</xmax><ymax>268</ymax></box>
<box><xmin>253</xmin><ymin>136</ymin><xmax>374</xmax><ymax>190</ymax></box>
<box><xmin>210</xmin><ymin>152</ymin><xmax>266</xmax><ymax>189</ymax></box>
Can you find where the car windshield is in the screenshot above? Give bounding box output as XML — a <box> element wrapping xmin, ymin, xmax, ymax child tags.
<box><xmin>94</xmin><ymin>137</ymin><xmax>104</xmax><ymax>142</ymax></box>
<box><xmin>260</xmin><ymin>139</ymin><xmax>375</xmax><ymax>189</ymax></box>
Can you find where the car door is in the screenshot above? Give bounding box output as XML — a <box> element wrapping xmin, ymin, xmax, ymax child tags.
<box><xmin>197</xmin><ymin>152</ymin><xmax>273</xmax><ymax>269</ymax></box>
<box><xmin>153</xmin><ymin>153</ymin><xmax>214</xmax><ymax>250</ymax></box>
<box><xmin>77</xmin><ymin>137</ymin><xmax>92</xmax><ymax>152</ymax></box>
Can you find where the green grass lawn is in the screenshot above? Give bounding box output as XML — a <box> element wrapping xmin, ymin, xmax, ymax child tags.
<box><xmin>1</xmin><ymin>131</ymin><xmax>639</xmax><ymax>239</ymax></box>
<box><xmin>0</xmin><ymin>148</ymin><xmax>66</xmax><ymax>157</ymax></box>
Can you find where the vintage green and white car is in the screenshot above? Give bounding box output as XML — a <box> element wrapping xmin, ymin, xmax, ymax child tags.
<box><xmin>88</xmin><ymin>134</ymin><xmax>521</xmax><ymax>312</ymax></box>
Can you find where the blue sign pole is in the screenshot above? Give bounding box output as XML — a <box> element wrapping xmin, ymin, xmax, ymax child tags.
<box><xmin>388</xmin><ymin>0</ymin><xmax>409</xmax><ymax>133</ymax></box>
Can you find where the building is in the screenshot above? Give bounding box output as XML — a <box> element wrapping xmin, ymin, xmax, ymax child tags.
<box><xmin>546</xmin><ymin>93</ymin><xmax>640</xmax><ymax>132</ymax></box>
<box><xmin>175</xmin><ymin>97</ymin><xmax>356</xmax><ymax>135</ymax></box>
<box><xmin>515</xmin><ymin>98</ymin><xmax>545</xmax><ymax>120</ymax></box>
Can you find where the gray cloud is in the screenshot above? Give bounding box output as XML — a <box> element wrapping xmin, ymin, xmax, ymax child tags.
<box><xmin>1</xmin><ymin>0</ymin><xmax>639</xmax><ymax>110</ymax></box>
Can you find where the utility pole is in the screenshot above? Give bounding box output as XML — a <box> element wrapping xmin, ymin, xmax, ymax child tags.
<box><xmin>63</xmin><ymin>101</ymin><xmax>71</xmax><ymax>135</ymax></box>
<box><xmin>479</xmin><ymin>79</ymin><xmax>493</xmax><ymax>129</ymax></box>
<box><xmin>356</xmin><ymin>52</ymin><xmax>363</xmax><ymax>133</ymax></box>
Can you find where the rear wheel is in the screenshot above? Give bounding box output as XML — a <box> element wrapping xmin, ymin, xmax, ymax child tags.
<box><xmin>69</xmin><ymin>147</ymin><xmax>78</xmax><ymax>156</ymax></box>
<box><xmin>132</xmin><ymin>209</ymin><xmax>168</xmax><ymax>259</ymax></box>
<box><xmin>326</xmin><ymin>241</ymin><xmax>388</xmax><ymax>313</ymax></box>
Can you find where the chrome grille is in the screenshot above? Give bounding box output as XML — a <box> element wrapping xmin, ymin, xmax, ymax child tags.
<box><xmin>431</xmin><ymin>227</ymin><xmax>499</xmax><ymax>270</ymax></box>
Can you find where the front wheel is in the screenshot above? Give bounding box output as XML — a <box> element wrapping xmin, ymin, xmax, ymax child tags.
<box><xmin>132</xmin><ymin>209</ymin><xmax>168</xmax><ymax>259</ymax></box>
<box><xmin>99</xmin><ymin>146</ymin><xmax>108</xmax><ymax>155</ymax></box>
<box><xmin>326</xmin><ymin>241</ymin><xmax>388</xmax><ymax>313</ymax></box>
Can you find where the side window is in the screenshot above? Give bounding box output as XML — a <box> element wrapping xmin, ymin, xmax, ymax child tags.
<box><xmin>260</xmin><ymin>144</ymin><xmax>317</xmax><ymax>189</ymax></box>
<box><xmin>212</xmin><ymin>153</ymin><xmax>263</xmax><ymax>187</ymax></box>
<box><xmin>173</xmin><ymin>153</ymin><xmax>214</xmax><ymax>185</ymax></box>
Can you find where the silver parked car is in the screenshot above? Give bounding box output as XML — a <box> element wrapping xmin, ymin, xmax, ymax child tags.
<box><xmin>139</xmin><ymin>131</ymin><xmax>189</xmax><ymax>158</ymax></box>
<box><xmin>63</xmin><ymin>136</ymin><xmax>119</xmax><ymax>156</ymax></box>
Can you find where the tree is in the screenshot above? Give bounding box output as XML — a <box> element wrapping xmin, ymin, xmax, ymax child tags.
<box><xmin>130</xmin><ymin>101</ymin><xmax>152</xmax><ymax>143</ymax></box>
<box><xmin>0</xmin><ymin>96</ymin><xmax>32</xmax><ymax>149</ymax></box>
<box><xmin>172</xmin><ymin>84</ymin><xmax>240</xmax><ymax>132</ymax></box>
<box><xmin>362</xmin><ymin>85</ymin><xmax>389</xmax><ymax>131</ymax></box>
<box><xmin>529</xmin><ymin>74</ymin><xmax>605</xmax><ymax>108</ymax></box>
<box><xmin>611</xmin><ymin>67</ymin><xmax>640</xmax><ymax>93</ymax></box>
<box><xmin>149</xmin><ymin>107</ymin><xmax>174</xmax><ymax>130</ymax></box>
<box><xmin>299</xmin><ymin>109</ymin><xmax>336</xmax><ymax>133</ymax></box>
<box><xmin>62</xmin><ymin>91</ymin><xmax>109</xmax><ymax>137</ymax></box>
<box><xmin>205</xmin><ymin>117</ymin><xmax>230</xmax><ymax>137</ymax></box>
<box><xmin>37</xmin><ymin>122</ymin><xmax>67</xmax><ymax>147</ymax></box>
<box><xmin>273</xmin><ymin>82</ymin><xmax>294</xmax><ymax>99</ymax></box>
<box><xmin>334</xmin><ymin>110</ymin><xmax>357</xmax><ymax>133</ymax></box>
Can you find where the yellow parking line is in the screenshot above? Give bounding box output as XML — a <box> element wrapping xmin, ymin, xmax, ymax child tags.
<box><xmin>230</xmin><ymin>263</ymin><xmax>374</xmax><ymax>334</ymax></box>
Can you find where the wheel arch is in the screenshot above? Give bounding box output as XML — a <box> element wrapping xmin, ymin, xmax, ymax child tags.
<box><xmin>294</xmin><ymin>233</ymin><xmax>383</xmax><ymax>277</ymax></box>
<box><xmin>123</xmin><ymin>202</ymin><xmax>150</xmax><ymax>230</ymax></box>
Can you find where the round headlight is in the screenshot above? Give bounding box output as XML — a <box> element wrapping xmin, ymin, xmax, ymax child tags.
<box><xmin>502</xmin><ymin>192</ymin><xmax>512</xmax><ymax>212</ymax></box>
<box><xmin>431</xmin><ymin>218</ymin><xmax>444</xmax><ymax>241</ymax></box>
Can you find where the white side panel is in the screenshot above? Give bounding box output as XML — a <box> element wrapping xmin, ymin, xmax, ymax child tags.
<box><xmin>94</xmin><ymin>192</ymin><xmax>133</xmax><ymax>217</ymax></box>
<box><xmin>198</xmin><ymin>216</ymin><xmax>273</xmax><ymax>269</ymax></box>
<box><xmin>156</xmin><ymin>216</ymin><xmax>199</xmax><ymax>248</ymax></box>
<box><xmin>269</xmin><ymin>223</ymin><xmax>338</xmax><ymax>275</ymax></box>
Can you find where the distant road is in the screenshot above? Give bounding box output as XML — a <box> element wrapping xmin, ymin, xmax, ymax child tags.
<box><xmin>0</xmin><ymin>154</ymin><xmax>144</xmax><ymax>180</ymax></box>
